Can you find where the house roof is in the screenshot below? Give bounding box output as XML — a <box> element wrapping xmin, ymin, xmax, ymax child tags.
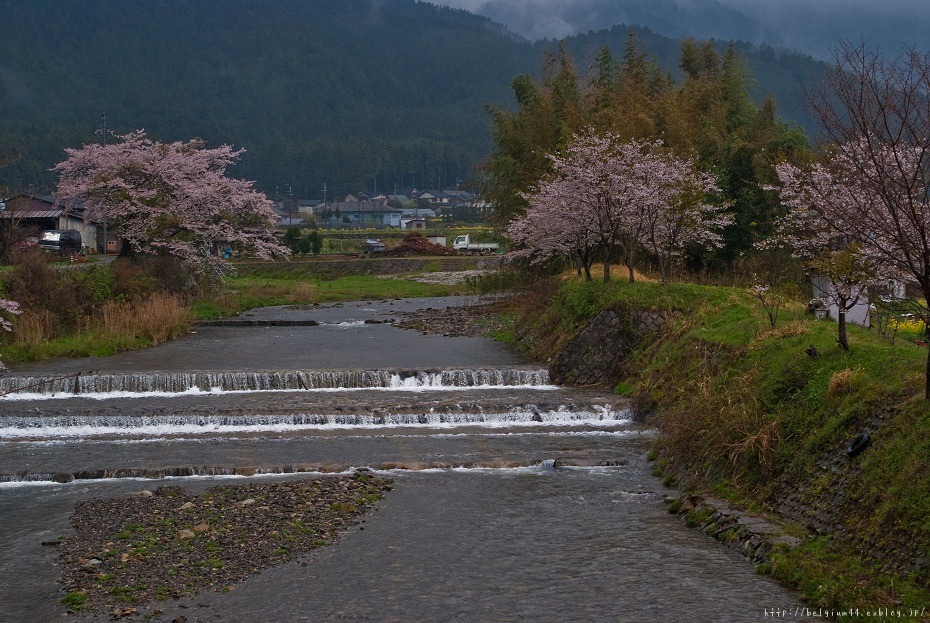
<box><xmin>1</xmin><ymin>193</ymin><xmax>96</xmax><ymax>222</ymax></box>
<box><xmin>400</xmin><ymin>208</ymin><xmax>436</xmax><ymax>218</ymax></box>
<box><xmin>0</xmin><ymin>209</ymin><xmax>63</xmax><ymax>219</ymax></box>
<box><xmin>326</xmin><ymin>200</ymin><xmax>399</xmax><ymax>213</ymax></box>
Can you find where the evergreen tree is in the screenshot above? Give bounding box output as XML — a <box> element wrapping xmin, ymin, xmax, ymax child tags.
<box><xmin>485</xmin><ymin>36</ymin><xmax>810</xmax><ymax>267</ymax></box>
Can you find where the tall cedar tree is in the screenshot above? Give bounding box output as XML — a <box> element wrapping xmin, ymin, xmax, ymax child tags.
<box><xmin>484</xmin><ymin>34</ymin><xmax>808</xmax><ymax>269</ymax></box>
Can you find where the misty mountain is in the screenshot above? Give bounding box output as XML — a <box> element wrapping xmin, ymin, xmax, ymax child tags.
<box><xmin>724</xmin><ymin>0</ymin><xmax>930</xmax><ymax>61</ymax></box>
<box><xmin>448</xmin><ymin>0</ymin><xmax>776</xmax><ymax>48</ymax></box>
<box><xmin>440</xmin><ymin>0</ymin><xmax>930</xmax><ymax>62</ymax></box>
<box><xmin>0</xmin><ymin>0</ymin><xmax>827</xmax><ymax>198</ymax></box>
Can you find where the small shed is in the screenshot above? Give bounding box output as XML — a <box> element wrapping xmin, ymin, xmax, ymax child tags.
<box><xmin>810</xmin><ymin>275</ymin><xmax>871</xmax><ymax>327</ymax></box>
<box><xmin>402</xmin><ymin>218</ymin><xmax>427</xmax><ymax>230</ymax></box>
<box><xmin>0</xmin><ymin>194</ymin><xmax>112</xmax><ymax>253</ymax></box>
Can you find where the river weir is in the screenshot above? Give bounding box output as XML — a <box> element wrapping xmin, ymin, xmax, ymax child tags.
<box><xmin>0</xmin><ymin>366</ymin><xmax>553</xmax><ymax>397</ymax></box>
<box><xmin>0</xmin><ymin>297</ymin><xmax>806</xmax><ymax>622</ymax></box>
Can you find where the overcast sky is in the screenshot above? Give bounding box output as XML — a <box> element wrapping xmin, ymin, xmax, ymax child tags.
<box><xmin>436</xmin><ymin>0</ymin><xmax>930</xmax><ymax>60</ymax></box>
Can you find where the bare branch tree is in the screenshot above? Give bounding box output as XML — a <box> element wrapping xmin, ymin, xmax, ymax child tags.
<box><xmin>807</xmin><ymin>41</ymin><xmax>930</xmax><ymax>397</ymax></box>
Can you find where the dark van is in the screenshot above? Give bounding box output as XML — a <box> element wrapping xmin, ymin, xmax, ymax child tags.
<box><xmin>39</xmin><ymin>229</ymin><xmax>82</xmax><ymax>254</ymax></box>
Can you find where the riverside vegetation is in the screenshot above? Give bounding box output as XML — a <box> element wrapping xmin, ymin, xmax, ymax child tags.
<box><xmin>500</xmin><ymin>274</ymin><xmax>930</xmax><ymax>621</ymax></box>
<box><xmin>0</xmin><ymin>251</ymin><xmax>472</xmax><ymax>366</ymax></box>
<box><xmin>4</xmin><ymin>250</ymin><xmax>930</xmax><ymax>619</ymax></box>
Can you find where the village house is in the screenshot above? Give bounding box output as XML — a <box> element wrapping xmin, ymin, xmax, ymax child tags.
<box><xmin>0</xmin><ymin>194</ymin><xmax>113</xmax><ymax>253</ymax></box>
<box><xmin>312</xmin><ymin>196</ymin><xmax>403</xmax><ymax>228</ymax></box>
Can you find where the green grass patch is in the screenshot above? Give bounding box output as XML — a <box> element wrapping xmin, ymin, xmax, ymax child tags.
<box><xmin>310</xmin><ymin>275</ymin><xmax>460</xmax><ymax>301</ymax></box>
<box><xmin>516</xmin><ymin>274</ymin><xmax>930</xmax><ymax>611</ymax></box>
<box><xmin>191</xmin><ymin>273</ymin><xmax>469</xmax><ymax>320</ymax></box>
<box><xmin>60</xmin><ymin>591</ymin><xmax>87</xmax><ymax>610</ymax></box>
<box><xmin>762</xmin><ymin>538</ymin><xmax>930</xmax><ymax>621</ymax></box>
<box><xmin>613</xmin><ymin>381</ymin><xmax>636</xmax><ymax>396</ymax></box>
<box><xmin>328</xmin><ymin>501</ymin><xmax>357</xmax><ymax>514</ymax></box>
<box><xmin>1</xmin><ymin>331</ymin><xmax>154</xmax><ymax>363</ymax></box>
<box><xmin>488</xmin><ymin>328</ymin><xmax>517</xmax><ymax>344</ymax></box>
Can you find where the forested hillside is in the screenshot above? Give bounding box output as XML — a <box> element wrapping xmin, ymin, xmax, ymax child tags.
<box><xmin>0</xmin><ymin>0</ymin><xmax>827</xmax><ymax>197</ymax></box>
<box><xmin>559</xmin><ymin>26</ymin><xmax>826</xmax><ymax>140</ymax></box>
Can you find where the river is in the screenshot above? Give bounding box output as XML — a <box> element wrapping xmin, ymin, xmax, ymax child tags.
<box><xmin>0</xmin><ymin>296</ymin><xmax>806</xmax><ymax>622</ymax></box>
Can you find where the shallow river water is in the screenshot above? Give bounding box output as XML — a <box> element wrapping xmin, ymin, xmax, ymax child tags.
<box><xmin>0</xmin><ymin>297</ymin><xmax>807</xmax><ymax>622</ymax></box>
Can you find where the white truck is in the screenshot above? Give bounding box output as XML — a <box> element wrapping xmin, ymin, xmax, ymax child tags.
<box><xmin>452</xmin><ymin>234</ymin><xmax>499</xmax><ymax>255</ymax></box>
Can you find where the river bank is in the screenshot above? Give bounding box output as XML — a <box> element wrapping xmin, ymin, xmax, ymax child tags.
<box><xmin>0</xmin><ymin>290</ymin><xmax>811</xmax><ymax>623</ymax></box>
<box><xmin>501</xmin><ymin>276</ymin><xmax>930</xmax><ymax>620</ymax></box>
<box><xmin>57</xmin><ymin>473</ymin><xmax>393</xmax><ymax>620</ymax></box>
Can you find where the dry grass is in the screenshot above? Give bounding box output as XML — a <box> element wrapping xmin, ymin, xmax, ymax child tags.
<box><xmin>293</xmin><ymin>280</ymin><xmax>315</xmax><ymax>301</ymax></box>
<box><xmin>559</xmin><ymin>265</ymin><xmax>658</xmax><ymax>283</ymax></box>
<box><xmin>726</xmin><ymin>415</ymin><xmax>782</xmax><ymax>472</ymax></box>
<box><xmin>826</xmin><ymin>368</ymin><xmax>860</xmax><ymax>398</ymax></box>
<box><xmin>92</xmin><ymin>293</ymin><xmax>190</xmax><ymax>345</ymax></box>
<box><xmin>758</xmin><ymin>319</ymin><xmax>811</xmax><ymax>341</ymax></box>
<box><xmin>11</xmin><ymin>309</ymin><xmax>58</xmax><ymax>344</ymax></box>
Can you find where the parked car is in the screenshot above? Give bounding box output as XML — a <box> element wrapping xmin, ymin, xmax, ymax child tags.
<box><xmin>39</xmin><ymin>229</ymin><xmax>82</xmax><ymax>254</ymax></box>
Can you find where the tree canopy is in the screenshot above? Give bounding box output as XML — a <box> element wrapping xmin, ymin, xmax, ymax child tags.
<box><xmin>509</xmin><ymin>129</ymin><xmax>730</xmax><ymax>282</ymax></box>
<box><xmin>486</xmin><ymin>34</ymin><xmax>809</xmax><ymax>268</ymax></box>
<box><xmin>54</xmin><ymin>131</ymin><xmax>288</xmax><ymax>273</ymax></box>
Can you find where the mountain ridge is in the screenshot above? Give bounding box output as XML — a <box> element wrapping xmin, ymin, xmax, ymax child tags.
<box><xmin>0</xmin><ymin>0</ymin><xmax>827</xmax><ymax>198</ymax></box>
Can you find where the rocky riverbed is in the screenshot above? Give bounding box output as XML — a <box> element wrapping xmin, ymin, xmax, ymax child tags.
<box><xmin>392</xmin><ymin>297</ymin><xmax>516</xmax><ymax>338</ymax></box>
<box><xmin>56</xmin><ymin>473</ymin><xmax>393</xmax><ymax>621</ymax></box>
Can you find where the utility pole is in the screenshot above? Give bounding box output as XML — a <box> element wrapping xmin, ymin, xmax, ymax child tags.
<box><xmin>94</xmin><ymin>113</ymin><xmax>116</xmax><ymax>254</ymax></box>
<box><xmin>286</xmin><ymin>184</ymin><xmax>294</xmax><ymax>223</ymax></box>
<box><xmin>94</xmin><ymin>113</ymin><xmax>115</xmax><ymax>146</ymax></box>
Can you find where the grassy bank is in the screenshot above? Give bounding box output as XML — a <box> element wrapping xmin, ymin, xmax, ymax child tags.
<box><xmin>514</xmin><ymin>276</ymin><xmax>930</xmax><ymax>621</ymax></box>
<box><xmin>0</xmin><ymin>257</ymin><xmax>472</xmax><ymax>365</ymax></box>
<box><xmin>189</xmin><ymin>272</ymin><xmax>470</xmax><ymax>320</ymax></box>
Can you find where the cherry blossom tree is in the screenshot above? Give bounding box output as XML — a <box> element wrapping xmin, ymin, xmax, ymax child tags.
<box><xmin>639</xmin><ymin>154</ymin><xmax>730</xmax><ymax>283</ymax></box>
<box><xmin>507</xmin><ymin>168</ymin><xmax>602</xmax><ymax>279</ymax></box>
<box><xmin>0</xmin><ymin>298</ymin><xmax>20</xmax><ymax>371</ymax></box>
<box><xmin>801</xmin><ymin>41</ymin><xmax>930</xmax><ymax>395</ymax></box>
<box><xmin>769</xmin><ymin>155</ymin><xmax>891</xmax><ymax>350</ymax></box>
<box><xmin>509</xmin><ymin>131</ymin><xmax>625</xmax><ymax>280</ymax></box>
<box><xmin>54</xmin><ymin>131</ymin><xmax>288</xmax><ymax>274</ymax></box>
<box><xmin>509</xmin><ymin>130</ymin><xmax>729</xmax><ymax>283</ymax></box>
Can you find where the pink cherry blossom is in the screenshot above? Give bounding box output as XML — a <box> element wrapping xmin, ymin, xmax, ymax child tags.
<box><xmin>509</xmin><ymin>129</ymin><xmax>730</xmax><ymax>282</ymax></box>
<box><xmin>54</xmin><ymin>131</ymin><xmax>289</xmax><ymax>273</ymax></box>
<box><xmin>0</xmin><ymin>298</ymin><xmax>20</xmax><ymax>371</ymax></box>
<box><xmin>769</xmin><ymin>146</ymin><xmax>910</xmax><ymax>349</ymax></box>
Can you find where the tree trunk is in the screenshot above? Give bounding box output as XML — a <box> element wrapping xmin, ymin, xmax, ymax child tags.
<box><xmin>118</xmin><ymin>239</ymin><xmax>136</xmax><ymax>260</ymax></box>
<box><xmin>837</xmin><ymin>309</ymin><xmax>849</xmax><ymax>350</ymax></box>
<box><xmin>626</xmin><ymin>262</ymin><xmax>635</xmax><ymax>283</ymax></box>
<box><xmin>603</xmin><ymin>260</ymin><xmax>611</xmax><ymax>282</ymax></box>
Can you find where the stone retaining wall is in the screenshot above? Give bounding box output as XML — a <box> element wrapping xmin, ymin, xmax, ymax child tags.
<box><xmin>667</xmin><ymin>493</ymin><xmax>802</xmax><ymax>564</ymax></box>
<box><xmin>236</xmin><ymin>256</ymin><xmax>502</xmax><ymax>278</ymax></box>
<box><xmin>549</xmin><ymin>304</ymin><xmax>669</xmax><ymax>386</ymax></box>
